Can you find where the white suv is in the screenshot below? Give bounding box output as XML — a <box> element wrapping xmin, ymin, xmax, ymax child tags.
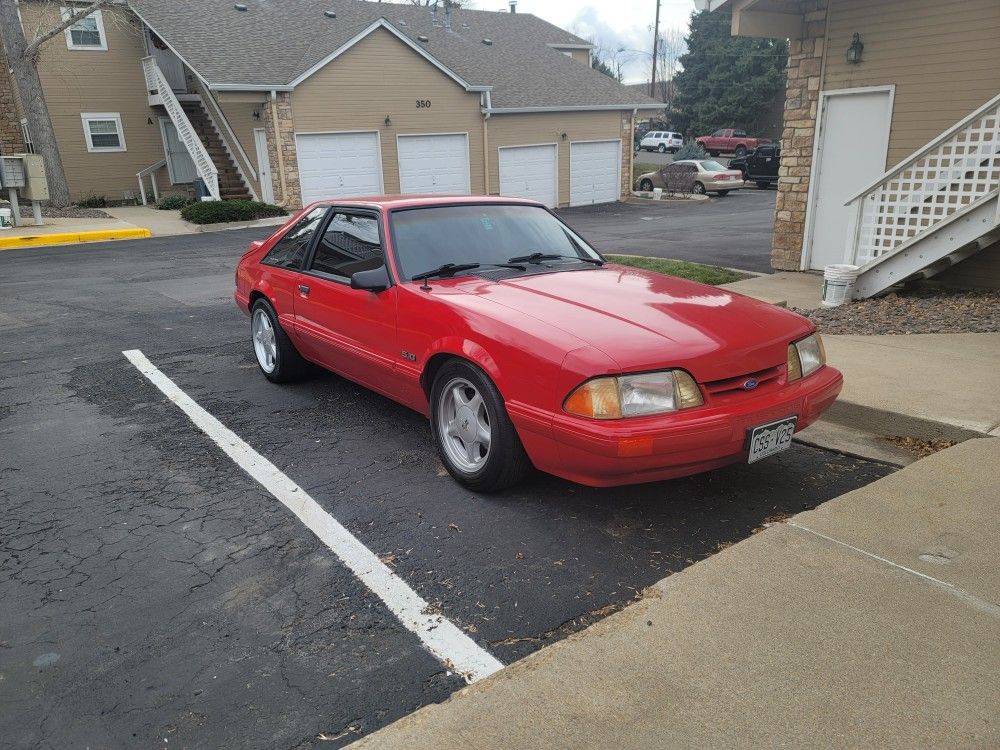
<box><xmin>639</xmin><ymin>131</ymin><xmax>683</xmax><ymax>153</ymax></box>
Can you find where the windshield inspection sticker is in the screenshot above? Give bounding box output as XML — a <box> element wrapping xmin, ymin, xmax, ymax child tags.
<box><xmin>480</xmin><ymin>215</ymin><xmax>494</xmax><ymax>231</ymax></box>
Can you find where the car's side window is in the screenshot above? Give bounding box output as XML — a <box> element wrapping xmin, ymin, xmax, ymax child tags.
<box><xmin>711</xmin><ymin>129</ymin><xmax>724</xmax><ymax>137</ymax></box>
<box><xmin>262</xmin><ymin>207</ymin><xmax>328</xmax><ymax>269</ymax></box>
<box><xmin>310</xmin><ymin>211</ymin><xmax>384</xmax><ymax>281</ymax></box>
<box><xmin>734</xmin><ymin>130</ymin><xmax>747</xmax><ymax>137</ymax></box>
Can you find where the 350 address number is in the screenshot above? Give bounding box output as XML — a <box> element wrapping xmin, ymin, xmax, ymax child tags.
<box><xmin>416</xmin><ymin>100</ymin><xmax>432</xmax><ymax>109</ymax></box>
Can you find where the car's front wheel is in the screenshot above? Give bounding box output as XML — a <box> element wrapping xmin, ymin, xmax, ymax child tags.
<box><xmin>251</xmin><ymin>298</ymin><xmax>307</xmax><ymax>383</ymax></box>
<box><xmin>640</xmin><ymin>178</ymin><xmax>654</xmax><ymax>192</ymax></box>
<box><xmin>430</xmin><ymin>360</ymin><xmax>531</xmax><ymax>492</ymax></box>
<box><xmin>757</xmin><ymin>180</ymin><xmax>771</xmax><ymax>189</ymax></box>
<box><xmin>657</xmin><ymin>143</ymin><xmax>667</xmax><ymax>153</ymax></box>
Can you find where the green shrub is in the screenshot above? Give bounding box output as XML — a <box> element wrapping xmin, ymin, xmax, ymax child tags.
<box><xmin>156</xmin><ymin>195</ymin><xmax>194</xmax><ymax>211</ymax></box>
<box><xmin>76</xmin><ymin>195</ymin><xmax>108</xmax><ymax>208</ymax></box>
<box><xmin>674</xmin><ymin>142</ymin><xmax>709</xmax><ymax>161</ymax></box>
<box><xmin>181</xmin><ymin>200</ymin><xmax>287</xmax><ymax>225</ymax></box>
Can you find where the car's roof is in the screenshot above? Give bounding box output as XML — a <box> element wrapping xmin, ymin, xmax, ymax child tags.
<box><xmin>303</xmin><ymin>194</ymin><xmax>545</xmax><ymax>211</ymax></box>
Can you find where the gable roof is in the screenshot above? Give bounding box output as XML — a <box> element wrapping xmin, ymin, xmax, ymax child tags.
<box><xmin>128</xmin><ymin>0</ymin><xmax>661</xmax><ymax>111</ymax></box>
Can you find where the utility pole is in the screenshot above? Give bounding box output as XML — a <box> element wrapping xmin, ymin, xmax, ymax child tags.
<box><xmin>649</xmin><ymin>0</ymin><xmax>661</xmax><ymax>99</ymax></box>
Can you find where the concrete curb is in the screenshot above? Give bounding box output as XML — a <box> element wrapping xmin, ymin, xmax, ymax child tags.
<box><xmin>0</xmin><ymin>227</ymin><xmax>151</xmax><ymax>250</ymax></box>
<box><xmin>821</xmin><ymin>399</ymin><xmax>988</xmax><ymax>442</ymax></box>
<box><xmin>183</xmin><ymin>216</ymin><xmax>289</xmax><ymax>234</ymax></box>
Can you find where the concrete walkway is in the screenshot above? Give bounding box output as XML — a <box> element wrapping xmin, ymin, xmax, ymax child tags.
<box><xmin>721</xmin><ymin>269</ymin><xmax>823</xmax><ymax>309</ymax></box>
<box><xmin>354</xmin><ymin>438</ymin><xmax>1000</xmax><ymax>749</ymax></box>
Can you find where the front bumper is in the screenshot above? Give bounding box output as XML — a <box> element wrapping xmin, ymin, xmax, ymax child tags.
<box><xmin>508</xmin><ymin>366</ymin><xmax>842</xmax><ymax>487</ymax></box>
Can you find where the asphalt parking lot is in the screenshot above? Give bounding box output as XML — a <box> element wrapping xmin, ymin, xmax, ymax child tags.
<box><xmin>0</xmin><ymin>222</ymin><xmax>890</xmax><ymax>749</ymax></box>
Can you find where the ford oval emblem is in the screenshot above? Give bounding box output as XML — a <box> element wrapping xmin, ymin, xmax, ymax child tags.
<box><xmin>742</xmin><ymin>378</ymin><xmax>760</xmax><ymax>391</ymax></box>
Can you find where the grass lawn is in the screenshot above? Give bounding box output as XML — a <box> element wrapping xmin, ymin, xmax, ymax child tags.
<box><xmin>606</xmin><ymin>255</ymin><xmax>751</xmax><ymax>286</ymax></box>
<box><xmin>632</xmin><ymin>162</ymin><xmax>659</xmax><ymax>183</ymax></box>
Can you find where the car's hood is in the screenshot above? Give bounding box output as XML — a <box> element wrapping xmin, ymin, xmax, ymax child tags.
<box><xmin>448</xmin><ymin>266</ymin><xmax>813</xmax><ymax>382</ymax></box>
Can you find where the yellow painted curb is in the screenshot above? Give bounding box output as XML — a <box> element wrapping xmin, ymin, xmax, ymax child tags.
<box><xmin>0</xmin><ymin>228</ymin><xmax>152</xmax><ymax>249</ymax></box>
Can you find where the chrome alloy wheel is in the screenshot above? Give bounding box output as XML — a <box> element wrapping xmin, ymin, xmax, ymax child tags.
<box><xmin>252</xmin><ymin>308</ymin><xmax>277</xmax><ymax>374</ymax></box>
<box><xmin>437</xmin><ymin>377</ymin><xmax>492</xmax><ymax>473</ymax></box>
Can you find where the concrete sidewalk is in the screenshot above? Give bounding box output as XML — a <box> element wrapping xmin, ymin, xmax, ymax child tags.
<box><xmin>355</xmin><ymin>438</ymin><xmax>1000</xmax><ymax>749</ymax></box>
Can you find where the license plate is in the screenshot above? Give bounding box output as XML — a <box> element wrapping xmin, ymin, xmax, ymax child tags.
<box><xmin>746</xmin><ymin>416</ymin><xmax>797</xmax><ymax>464</ymax></box>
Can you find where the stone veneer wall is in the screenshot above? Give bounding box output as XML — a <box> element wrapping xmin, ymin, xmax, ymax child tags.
<box><xmin>772</xmin><ymin>0</ymin><xmax>827</xmax><ymax>270</ymax></box>
<box><xmin>0</xmin><ymin>42</ymin><xmax>26</xmax><ymax>155</ymax></box>
<box><xmin>621</xmin><ymin>111</ymin><xmax>634</xmax><ymax>199</ymax></box>
<box><xmin>263</xmin><ymin>92</ymin><xmax>302</xmax><ymax>209</ymax></box>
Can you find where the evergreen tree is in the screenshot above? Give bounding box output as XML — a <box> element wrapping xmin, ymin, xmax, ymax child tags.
<box><xmin>673</xmin><ymin>11</ymin><xmax>787</xmax><ymax>137</ymax></box>
<box><xmin>591</xmin><ymin>54</ymin><xmax>619</xmax><ymax>81</ymax></box>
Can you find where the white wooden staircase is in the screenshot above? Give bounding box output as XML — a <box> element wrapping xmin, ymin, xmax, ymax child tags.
<box><xmin>844</xmin><ymin>93</ymin><xmax>1000</xmax><ymax>298</ymax></box>
<box><xmin>141</xmin><ymin>56</ymin><xmax>220</xmax><ymax>201</ymax></box>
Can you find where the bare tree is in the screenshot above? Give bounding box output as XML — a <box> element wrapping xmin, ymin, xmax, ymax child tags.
<box><xmin>0</xmin><ymin>0</ymin><xmax>112</xmax><ymax>206</ymax></box>
<box><xmin>656</xmin><ymin>27</ymin><xmax>686</xmax><ymax>110</ymax></box>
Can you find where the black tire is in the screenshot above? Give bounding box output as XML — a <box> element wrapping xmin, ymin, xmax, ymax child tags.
<box><xmin>640</xmin><ymin>179</ymin><xmax>654</xmax><ymax>192</ymax></box>
<box><xmin>756</xmin><ymin>180</ymin><xmax>771</xmax><ymax>189</ymax></box>
<box><xmin>430</xmin><ymin>359</ymin><xmax>531</xmax><ymax>492</ymax></box>
<box><xmin>668</xmin><ymin>147</ymin><xmax>678</xmax><ymax>154</ymax></box>
<box><xmin>716</xmin><ymin>190</ymin><xmax>730</xmax><ymax>196</ymax></box>
<box><xmin>734</xmin><ymin>145</ymin><xmax>747</xmax><ymax>157</ymax></box>
<box><xmin>693</xmin><ymin>181</ymin><xmax>706</xmax><ymax>195</ymax></box>
<box><xmin>657</xmin><ymin>143</ymin><xmax>667</xmax><ymax>153</ymax></box>
<box><xmin>250</xmin><ymin>298</ymin><xmax>307</xmax><ymax>383</ymax></box>
<box><xmin>709</xmin><ymin>150</ymin><xmax>719</xmax><ymax>157</ymax></box>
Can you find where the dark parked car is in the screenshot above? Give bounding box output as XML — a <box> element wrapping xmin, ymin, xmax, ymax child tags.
<box><xmin>729</xmin><ymin>145</ymin><xmax>781</xmax><ymax>188</ymax></box>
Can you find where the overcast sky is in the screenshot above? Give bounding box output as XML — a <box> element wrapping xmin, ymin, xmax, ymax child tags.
<box><xmin>494</xmin><ymin>0</ymin><xmax>698</xmax><ymax>83</ymax></box>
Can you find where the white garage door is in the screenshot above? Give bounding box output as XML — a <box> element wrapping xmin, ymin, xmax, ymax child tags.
<box><xmin>570</xmin><ymin>140</ymin><xmax>621</xmax><ymax>206</ymax></box>
<box><xmin>498</xmin><ymin>144</ymin><xmax>558</xmax><ymax>208</ymax></box>
<box><xmin>296</xmin><ymin>132</ymin><xmax>383</xmax><ymax>204</ymax></box>
<box><xmin>397</xmin><ymin>134</ymin><xmax>470</xmax><ymax>195</ymax></box>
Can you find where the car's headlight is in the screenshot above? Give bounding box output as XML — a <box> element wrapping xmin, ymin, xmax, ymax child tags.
<box><xmin>564</xmin><ymin>370</ymin><xmax>703</xmax><ymax>419</ymax></box>
<box><xmin>787</xmin><ymin>333</ymin><xmax>826</xmax><ymax>381</ymax></box>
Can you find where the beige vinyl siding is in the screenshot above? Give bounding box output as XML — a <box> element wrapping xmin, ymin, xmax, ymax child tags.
<box><xmin>823</xmin><ymin>0</ymin><xmax>1000</xmax><ymax>168</ymax></box>
<box><xmin>25</xmin><ymin>4</ymin><xmax>178</xmax><ymax>201</ymax></box>
<box><xmin>215</xmin><ymin>99</ymin><xmax>263</xmax><ymax>193</ymax></box>
<box><xmin>567</xmin><ymin>49</ymin><xmax>590</xmax><ymax>65</ymax></box>
<box><xmin>291</xmin><ymin>28</ymin><xmax>485</xmax><ymax>195</ymax></box>
<box><xmin>487</xmin><ymin>111</ymin><xmax>623</xmax><ymax>207</ymax></box>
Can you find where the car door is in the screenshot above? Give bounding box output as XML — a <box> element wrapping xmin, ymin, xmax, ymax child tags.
<box><xmin>257</xmin><ymin>206</ymin><xmax>330</xmax><ymax>346</ymax></box>
<box><xmin>293</xmin><ymin>208</ymin><xmax>400</xmax><ymax>397</ymax></box>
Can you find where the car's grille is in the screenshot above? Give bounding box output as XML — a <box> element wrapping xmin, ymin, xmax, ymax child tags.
<box><xmin>702</xmin><ymin>365</ymin><xmax>783</xmax><ymax>402</ymax></box>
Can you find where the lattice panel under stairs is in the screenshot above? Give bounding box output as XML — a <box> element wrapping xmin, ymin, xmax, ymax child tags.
<box><xmin>852</xmin><ymin>99</ymin><xmax>1000</xmax><ymax>266</ymax></box>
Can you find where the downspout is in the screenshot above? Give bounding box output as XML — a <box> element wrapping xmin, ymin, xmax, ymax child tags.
<box><xmin>270</xmin><ymin>90</ymin><xmax>290</xmax><ymax>207</ymax></box>
<box><xmin>482</xmin><ymin>91</ymin><xmax>492</xmax><ymax>195</ymax></box>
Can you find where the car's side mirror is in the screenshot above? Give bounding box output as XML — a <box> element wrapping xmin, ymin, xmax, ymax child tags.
<box><xmin>351</xmin><ymin>265</ymin><xmax>391</xmax><ymax>292</ymax></box>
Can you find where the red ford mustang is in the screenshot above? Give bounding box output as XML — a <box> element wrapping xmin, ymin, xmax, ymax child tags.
<box><xmin>235</xmin><ymin>195</ymin><xmax>841</xmax><ymax>491</ymax></box>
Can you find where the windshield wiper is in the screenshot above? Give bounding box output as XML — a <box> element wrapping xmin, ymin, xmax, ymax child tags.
<box><xmin>507</xmin><ymin>252</ymin><xmax>604</xmax><ymax>266</ymax></box>
<box><xmin>410</xmin><ymin>262</ymin><xmax>528</xmax><ymax>282</ymax></box>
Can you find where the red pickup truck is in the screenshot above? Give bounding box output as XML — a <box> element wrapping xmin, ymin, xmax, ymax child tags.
<box><xmin>695</xmin><ymin>129</ymin><xmax>771</xmax><ymax>157</ymax></box>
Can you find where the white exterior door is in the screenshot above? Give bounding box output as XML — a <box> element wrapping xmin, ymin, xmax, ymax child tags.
<box><xmin>569</xmin><ymin>140</ymin><xmax>621</xmax><ymax>206</ymax></box>
<box><xmin>807</xmin><ymin>89</ymin><xmax>893</xmax><ymax>270</ymax></box>
<box><xmin>498</xmin><ymin>144</ymin><xmax>558</xmax><ymax>208</ymax></box>
<box><xmin>160</xmin><ymin>119</ymin><xmax>197</xmax><ymax>184</ymax></box>
<box><xmin>253</xmin><ymin>128</ymin><xmax>274</xmax><ymax>204</ymax></box>
<box><xmin>397</xmin><ymin>134</ymin><xmax>470</xmax><ymax>195</ymax></box>
<box><xmin>296</xmin><ymin>132</ymin><xmax>383</xmax><ymax>204</ymax></box>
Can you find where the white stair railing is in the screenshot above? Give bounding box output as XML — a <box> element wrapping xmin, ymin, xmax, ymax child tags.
<box><xmin>136</xmin><ymin>158</ymin><xmax>166</xmax><ymax>206</ymax></box>
<box><xmin>142</xmin><ymin>56</ymin><xmax>219</xmax><ymax>201</ymax></box>
<box><xmin>844</xmin><ymin>92</ymin><xmax>1000</xmax><ymax>268</ymax></box>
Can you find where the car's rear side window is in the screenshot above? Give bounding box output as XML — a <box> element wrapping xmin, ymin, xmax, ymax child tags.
<box><xmin>262</xmin><ymin>207</ymin><xmax>327</xmax><ymax>269</ymax></box>
<box><xmin>309</xmin><ymin>211</ymin><xmax>383</xmax><ymax>281</ymax></box>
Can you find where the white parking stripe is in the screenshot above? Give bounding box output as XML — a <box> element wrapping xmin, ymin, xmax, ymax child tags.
<box><xmin>123</xmin><ymin>349</ymin><xmax>504</xmax><ymax>683</ymax></box>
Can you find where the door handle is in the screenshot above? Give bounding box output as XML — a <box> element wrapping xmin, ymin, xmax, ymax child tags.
<box><xmin>297</xmin><ymin>284</ymin><xmax>310</xmax><ymax>296</ymax></box>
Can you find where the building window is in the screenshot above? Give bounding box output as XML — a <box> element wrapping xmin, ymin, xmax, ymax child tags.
<box><xmin>20</xmin><ymin>119</ymin><xmax>34</xmax><ymax>154</ymax></box>
<box><xmin>62</xmin><ymin>7</ymin><xmax>108</xmax><ymax>51</ymax></box>
<box><xmin>81</xmin><ymin>113</ymin><xmax>126</xmax><ymax>152</ymax></box>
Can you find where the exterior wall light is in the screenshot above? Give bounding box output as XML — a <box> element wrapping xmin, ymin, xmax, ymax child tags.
<box><xmin>846</xmin><ymin>33</ymin><xmax>864</xmax><ymax>64</ymax></box>
<box><xmin>384</xmin><ymin>115</ymin><xmax>392</xmax><ymax>127</ymax></box>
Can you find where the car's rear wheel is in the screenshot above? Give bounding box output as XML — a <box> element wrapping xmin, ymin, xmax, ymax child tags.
<box><xmin>657</xmin><ymin>143</ymin><xmax>667</xmax><ymax>153</ymax></box>
<box><xmin>251</xmin><ymin>298</ymin><xmax>307</xmax><ymax>383</ymax></box>
<box><xmin>430</xmin><ymin>360</ymin><xmax>531</xmax><ymax>492</ymax></box>
<box><xmin>640</xmin><ymin>178</ymin><xmax>654</xmax><ymax>192</ymax></box>
<box><xmin>717</xmin><ymin>190</ymin><xmax>730</xmax><ymax>196</ymax></box>
<box><xmin>734</xmin><ymin>145</ymin><xmax>747</xmax><ymax>157</ymax></box>
<box><xmin>693</xmin><ymin>181</ymin><xmax>707</xmax><ymax>195</ymax></box>
<box><xmin>708</xmin><ymin>150</ymin><xmax>719</xmax><ymax>157</ymax></box>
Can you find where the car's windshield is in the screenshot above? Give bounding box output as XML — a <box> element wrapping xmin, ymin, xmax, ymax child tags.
<box><xmin>700</xmin><ymin>160</ymin><xmax>728</xmax><ymax>172</ymax></box>
<box><xmin>390</xmin><ymin>204</ymin><xmax>602</xmax><ymax>280</ymax></box>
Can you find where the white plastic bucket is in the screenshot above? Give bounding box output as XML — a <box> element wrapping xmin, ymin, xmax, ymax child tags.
<box><xmin>0</xmin><ymin>207</ymin><xmax>12</xmax><ymax>230</ymax></box>
<box><xmin>652</xmin><ymin>187</ymin><xmax>663</xmax><ymax>200</ymax></box>
<box><xmin>821</xmin><ymin>264</ymin><xmax>859</xmax><ymax>307</ymax></box>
